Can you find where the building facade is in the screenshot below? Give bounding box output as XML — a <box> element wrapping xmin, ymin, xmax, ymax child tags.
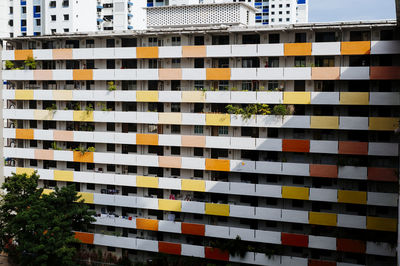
<box><xmin>1</xmin><ymin>17</ymin><xmax>399</xmax><ymax>265</ymax></box>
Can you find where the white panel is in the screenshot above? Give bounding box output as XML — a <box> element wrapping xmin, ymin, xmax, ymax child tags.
<box><xmin>230</xmin><ymin>137</ymin><xmax>256</xmax><ymax>150</ymax></box>
<box><xmin>281</xmin><ymin>256</ymin><xmax>308</xmax><ymax>266</ymax></box>
<box><xmin>255</xmin><ymin>230</ymin><xmax>281</xmax><ymax>244</ymax></box>
<box><xmin>114</xmin><ymin>132</ymin><xmax>136</xmax><ymax>144</ymax></box>
<box><xmin>136</xmin><ymin>112</ymin><xmax>158</xmax><ymax>124</ymax></box>
<box><xmin>53</xmin><ymin>150</ymin><xmax>73</xmax><ymax>161</ymax></box>
<box><xmin>136</xmin><ymin>69</ymin><xmax>159</xmax><ymax>80</ymax></box>
<box><xmin>205</xmin><ymin>225</ymin><xmax>229</xmax><ymax>238</ymax></box>
<box><xmin>93</xmin><ymin>132</ymin><xmax>115</xmax><ymax>143</ymax></box>
<box><xmin>310</xmin><ymin>140</ymin><xmax>338</xmax><ymax>154</ymax></box>
<box><xmin>340</xmin><ymin>67</ymin><xmax>370</xmax><ymax>80</ymax></box>
<box><xmin>73</xmin><ymin>131</ymin><xmax>94</xmax><ymax>142</ymax></box>
<box><xmin>35</xmin><ymin>90</ymin><xmax>53</xmax><ymax>100</ymax></box>
<box><xmin>230</xmin><ymin>205</ymin><xmax>255</xmax><ymax>218</ymax></box>
<box><xmin>115</xmin><ymin>195</ymin><xmax>137</xmax><ymax>208</ymax></box>
<box><xmin>338</xmin><ymin>166</ymin><xmax>367</xmax><ymax>180</ymax></box>
<box><xmin>369</xmin><ymin>92</ymin><xmax>400</xmax><ymax>105</ymax></box>
<box><xmin>114</xmin><ymin>174</ymin><xmax>136</xmax><ymax>187</ymax></box>
<box><xmin>3</xmin><ymin>90</ymin><xmax>15</xmax><ymax>100</ymax></box>
<box><xmin>181</xmin><ymin>157</ymin><xmax>205</xmax><ymax>170</ymax></box>
<box><xmin>368</xmin><ymin>142</ymin><xmax>398</xmax><ymax>156</ymax></box>
<box><xmin>137</xmin><ymin>155</ymin><xmax>158</xmax><ymax>167</ymax></box>
<box><xmin>205</xmin><ymin>91</ymin><xmax>231</xmax><ymax>103</ymax></box>
<box><xmin>93</xmin><ymin>173</ymin><xmax>114</xmax><ymax>185</ymax></box>
<box><xmin>52</xmin><ymin>110</ymin><xmax>73</xmax><ymax>121</ymax></box>
<box><xmin>282</xmin><ymin>209</ymin><xmax>308</xmax><ymax>224</ymax></box>
<box><xmin>206</xmin><ymin>45</ymin><xmax>231</xmax><ymax>57</ymax></box>
<box><xmin>136</xmin><ymin>197</ymin><xmax>158</xmax><ymax>210</ymax></box>
<box><xmin>257</xmin><ymin>43</ymin><xmax>284</xmax><ymax>56</ymax></box>
<box><xmin>256</xmin><ymin>115</ymin><xmax>283</xmax><ymax>127</ymax></box>
<box><xmin>73</xmin><ymin>48</ymin><xmax>94</xmax><ymax>59</ymax></box>
<box><xmin>114</xmin><ymin>112</ymin><xmax>138</xmax><ymax>123</ymax></box>
<box><xmin>33</xmin><ymin>49</ymin><xmax>53</xmax><ymax>60</ymax></box>
<box><xmin>311</xmin><ymin>92</ymin><xmax>340</xmax><ymax>105</ymax></box>
<box><xmin>3</xmin><ymin>128</ymin><xmax>15</xmax><ymax>138</ymax></box>
<box><xmin>2</xmin><ymin>70</ymin><xmax>16</xmax><ymax>80</ymax></box>
<box><xmin>337</xmin><ymin>214</ymin><xmax>366</xmax><ymax>229</ymax></box>
<box><xmin>205</xmin><ymin>180</ymin><xmax>229</xmax><ymax>193</ymax></box>
<box><xmin>257</xmin><ymin>68</ymin><xmax>284</xmax><ymax>80</ymax></box>
<box><xmin>230</xmin><ymin>160</ymin><xmax>256</xmax><ymax>172</ymax></box>
<box><xmin>115</xmin><ymin>91</ymin><xmax>137</xmax><ymax>102</ymax></box>
<box><xmin>256</xmin><ymin>161</ymin><xmax>282</xmax><ymax>175</ymax></box>
<box><xmin>231</xmin><ymin>91</ymin><xmax>257</xmax><ymax>103</ymax></box>
<box><xmin>137</xmin><ymin>239</ymin><xmax>158</xmax><ymax>252</ymax></box>
<box><xmin>74</xmin><ymin>171</ymin><xmax>95</xmax><ymax>184</ymax></box>
<box><xmin>181</xmin><ymin>201</ymin><xmax>204</xmax><ymax>214</ymax></box>
<box><xmin>93</xmin><ymin>48</ymin><xmax>115</xmax><ymax>59</ymax></box>
<box><xmin>230</xmin><ymin>252</ymin><xmax>256</xmax><ymax>264</ymax></box>
<box><xmin>114</xmin><ymin>47</ymin><xmax>136</xmax><ymax>58</ymax></box>
<box><xmin>94</xmin><ymin>152</ymin><xmax>115</xmax><ymax>164</ymax></box>
<box><xmin>2</xmin><ymin>50</ymin><xmax>15</xmax><ymax>60</ymax></box>
<box><xmin>181</xmin><ymin>68</ymin><xmax>206</xmax><ymax>80</ymax></box>
<box><xmin>159</xmin><ymin>91</ymin><xmax>181</xmax><ymax>102</ymax></box>
<box><xmin>310</xmin><ymin>188</ymin><xmax>337</xmax><ymax>202</ymax></box>
<box><xmin>115</xmin><ymin>218</ymin><xmax>136</xmax><ymax>228</ymax></box>
<box><xmin>158</xmin><ymin>220</ymin><xmax>181</xmax><ymax>233</ymax></box>
<box><xmin>158</xmin><ymin>46</ymin><xmax>182</xmax><ymax>58</ymax></box>
<box><xmin>284</xmin><ymin>67</ymin><xmax>311</xmax><ymax>80</ymax></box>
<box><xmin>10</xmin><ymin>70</ymin><xmax>34</xmax><ymax>80</ymax></box>
<box><xmin>255</xmin><ymin>207</ymin><xmax>281</xmax><ymax>221</ymax></box>
<box><xmin>339</xmin><ymin>117</ymin><xmax>369</xmax><ymax>130</ymax></box>
<box><xmin>256</xmin><ymin>91</ymin><xmax>282</xmax><ymax>104</ymax></box>
<box><xmin>115</xmin><ymin>69</ymin><xmax>137</xmax><ymax>80</ymax></box>
<box><xmin>282</xmin><ymin>163</ymin><xmax>309</xmax><ymax>176</ymax></box>
<box><xmin>230</xmin><ymin>115</ymin><xmax>257</xmax><ymax>127</ymax></box>
<box><xmin>181</xmin><ymin>244</ymin><xmax>205</xmax><ymax>258</ymax></box>
<box><xmin>255</xmin><ymin>184</ymin><xmax>282</xmax><ymax>198</ymax></box>
<box><xmin>312</xmin><ymin>42</ymin><xmax>341</xmax><ymax>55</ymax></box>
<box><xmin>366</xmin><ymin>241</ymin><xmax>396</xmax><ymax>257</ymax></box>
<box><xmin>73</xmin><ymin>90</ymin><xmax>94</xmax><ymax>101</ymax></box>
<box><xmin>283</xmin><ymin>115</ymin><xmax>310</xmax><ymax>128</ymax></box>
<box><xmin>94</xmin><ymin>193</ymin><xmax>115</xmax><ymax>205</ymax></box>
<box><xmin>255</xmin><ymin>138</ymin><xmax>282</xmax><ymax>151</ymax></box>
<box><xmin>232</xmin><ymin>44</ymin><xmax>257</xmax><ymax>56</ymax></box>
<box><xmin>52</xmin><ymin>70</ymin><xmax>73</xmax><ymax>80</ymax></box>
<box><xmin>371</xmin><ymin>40</ymin><xmax>400</xmax><ymax>54</ymax></box>
<box><xmin>181</xmin><ymin>113</ymin><xmax>205</xmax><ymax>125</ymax></box>
<box><xmin>367</xmin><ymin>192</ymin><xmax>397</xmax><ymax>207</ymax></box>
<box><xmin>3</xmin><ymin>167</ymin><xmax>16</xmax><ymax>177</ymax></box>
<box><xmin>255</xmin><ymin>253</ymin><xmax>281</xmax><ymax>266</ymax></box>
<box><xmin>231</xmin><ymin>68</ymin><xmax>257</xmax><ymax>80</ymax></box>
<box><xmin>158</xmin><ymin>134</ymin><xmax>181</xmax><ymax>146</ymax></box>
<box><xmin>159</xmin><ymin>177</ymin><xmax>181</xmax><ymax>190</ymax></box>
<box><xmin>93</xmin><ymin>69</ymin><xmax>115</xmax><ymax>80</ymax></box>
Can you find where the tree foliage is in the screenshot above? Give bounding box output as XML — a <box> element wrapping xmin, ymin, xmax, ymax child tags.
<box><xmin>0</xmin><ymin>172</ymin><xmax>95</xmax><ymax>266</ymax></box>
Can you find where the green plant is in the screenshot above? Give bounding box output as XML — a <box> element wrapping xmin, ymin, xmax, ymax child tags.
<box><xmin>45</xmin><ymin>103</ymin><xmax>57</xmax><ymax>114</ymax></box>
<box><xmin>226</xmin><ymin>104</ymin><xmax>271</xmax><ymax>120</ymax></box>
<box><xmin>24</xmin><ymin>56</ymin><xmax>37</xmax><ymax>69</ymax></box>
<box><xmin>73</xmin><ymin>103</ymin><xmax>81</xmax><ymax>111</ymax></box>
<box><xmin>85</xmin><ymin>103</ymin><xmax>94</xmax><ymax>114</ymax></box>
<box><xmin>107</xmin><ymin>81</ymin><xmax>116</xmax><ymax>91</ymax></box>
<box><xmin>74</xmin><ymin>145</ymin><xmax>87</xmax><ymax>155</ymax></box>
<box><xmin>5</xmin><ymin>60</ymin><xmax>14</xmax><ymax>70</ymax></box>
<box><xmin>51</xmin><ymin>142</ymin><xmax>62</xmax><ymax>150</ymax></box>
<box><xmin>87</xmin><ymin>146</ymin><xmax>95</xmax><ymax>152</ymax></box>
<box><xmin>230</xmin><ymin>87</ymin><xmax>238</xmax><ymax>91</ymax></box>
<box><xmin>210</xmin><ymin>236</ymin><xmax>248</xmax><ymax>258</ymax></box>
<box><xmin>272</xmin><ymin>104</ymin><xmax>289</xmax><ymax>117</ymax></box>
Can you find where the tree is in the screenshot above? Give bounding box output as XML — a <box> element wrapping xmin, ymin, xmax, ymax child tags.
<box><xmin>0</xmin><ymin>172</ymin><xmax>95</xmax><ymax>266</ymax></box>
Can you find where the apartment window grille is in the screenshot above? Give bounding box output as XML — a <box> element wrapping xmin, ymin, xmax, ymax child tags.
<box><xmin>218</xmin><ymin>81</ymin><xmax>229</xmax><ymax>91</ymax></box>
<box><xmin>171</xmin><ymin>125</ymin><xmax>181</xmax><ymax>134</ymax></box>
<box><xmin>171</xmin><ymin>168</ymin><xmax>180</xmax><ymax>176</ymax></box>
<box><xmin>194</xmin><ymin>58</ymin><xmax>204</xmax><ymax>68</ymax></box>
<box><xmin>294</xmin><ymin>56</ymin><xmax>306</xmax><ymax>67</ymax></box>
<box><xmin>171</xmin><ymin>103</ymin><xmax>181</xmax><ymax>112</ymax></box>
<box><xmin>30</xmin><ymin>160</ymin><xmax>38</xmax><ymax>167</ymax></box>
<box><xmin>171</xmin><ymin>36</ymin><xmax>181</xmax><ymax>46</ymax></box>
<box><xmin>148</xmin><ymin>37</ymin><xmax>158</xmax><ymax>46</ymax></box>
<box><xmin>171</xmin><ymin>58</ymin><xmax>181</xmax><ymax>68</ymax></box>
<box><xmin>194</xmin><ymin>125</ymin><xmax>204</xmax><ymax>134</ymax></box>
<box><xmin>194</xmin><ymin>170</ymin><xmax>203</xmax><ymax>178</ymax></box>
<box><xmin>268</xmin><ymin>81</ymin><xmax>279</xmax><ymax>91</ymax></box>
<box><xmin>171</xmin><ymin>147</ymin><xmax>180</xmax><ymax>155</ymax></box>
<box><xmin>242</xmin><ymin>81</ymin><xmax>252</xmax><ymax>91</ymax></box>
<box><xmin>86</xmin><ymin>39</ymin><xmax>94</xmax><ymax>48</ymax></box>
<box><xmin>295</xmin><ymin>32</ymin><xmax>307</xmax><ymax>43</ymax></box>
<box><xmin>194</xmin><ymin>148</ymin><xmax>203</xmax><ymax>156</ymax></box>
<box><xmin>218</xmin><ymin>126</ymin><xmax>228</xmax><ymax>135</ymax></box>
<box><xmin>106</xmin><ymin>39</ymin><xmax>115</xmax><ymax>47</ymax></box>
<box><xmin>148</xmin><ymin>59</ymin><xmax>158</xmax><ymax>69</ymax></box>
<box><xmin>267</xmin><ymin>57</ymin><xmax>279</xmax><ymax>68</ymax></box>
<box><xmin>194</xmin><ymin>81</ymin><xmax>204</xmax><ymax>90</ymax></box>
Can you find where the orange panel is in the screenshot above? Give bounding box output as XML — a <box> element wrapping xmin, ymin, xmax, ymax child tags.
<box><xmin>206</xmin><ymin>68</ymin><xmax>231</xmax><ymax>80</ymax></box>
<box><xmin>205</xmin><ymin>158</ymin><xmax>230</xmax><ymax>172</ymax></box>
<box><xmin>337</xmin><ymin>238</ymin><xmax>366</xmax><ymax>253</ymax></box>
<box><xmin>52</xmin><ymin>49</ymin><xmax>73</xmax><ymax>60</ymax></box>
<box><xmin>205</xmin><ymin>247</ymin><xmax>229</xmax><ymax>261</ymax></box>
<box><xmin>158</xmin><ymin>69</ymin><xmax>182</xmax><ymax>80</ymax></box>
<box><xmin>368</xmin><ymin>167</ymin><xmax>397</xmax><ymax>182</ymax></box>
<box><xmin>309</xmin><ymin>164</ymin><xmax>338</xmax><ymax>178</ymax></box>
<box><xmin>341</xmin><ymin>41</ymin><xmax>371</xmax><ymax>55</ymax></box>
<box><xmin>136</xmin><ymin>47</ymin><xmax>159</xmax><ymax>58</ymax></box>
<box><xmin>73</xmin><ymin>151</ymin><xmax>94</xmax><ymax>163</ymax></box>
<box><xmin>74</xmin><ymin>232</ymin><xmax>94</xmax><ymax>244</ymax></box>
<box><xmin>181</xmin><ymin>222</ymin><xmax>205</xmax><ymax>236</ymax></box>
<box><xmin>308</xmin><ymin>260</ymin><xmax>336</xmax><ymax>266</ymax></box>
<box><xmin>158</xmin><ymin>156</ymin><xmax>182</xmax><ymax>168</ymax></box>
<box><xmin>53</xmin><ymin>130</ymin><xmax>74</xmax><ymax>141</ymax></box>
<box><xmin>73</xmin><ymin>70</ymin><xmax>93</xmax><ymax>80</ymax></box>
<box><xmin>182</xmin><ymin>46</ymin><xmax>206</xmax><ymax>58</ymax></box>
<box><xmin>370</xmin><ymin>66</ymin><xmax>400</xmax><ymax>80</ymax></box>
<box><xmin>284</xmin><ymin>43</ymin><xmax>312</xmax><ymax>56</ymax></box>
<box><xmin>16</xmin><ymin>129</ymin><xmax>34</xmax><ymax>140</ymax></box>
<box><xmin>338</xmin><ymin>141</ymin><xmax>368</xmax><ymax>155</ymax></box>
<box><xmin>311</xmin><ymin>67</ymin><xmax>340</xmax><ymax>80</ymax></box>
<box><xmin>181</xmin><ymin>135</ymin><xmax>206</xmax><ymax>147</ymax></box>
<box><xmin>34</xmin><ymin>149</ymin><xmax>54</xmax><ymax>160</ymax></box>
<box><xmin>136</xmin><ymin>218</ymin><xmax>158</xmax><ymax>231</ymax></box>
<box><xmin>15</xmin><ymin>50</ymin><xmax>33</xmax><ymax>60</ymax></box>
<box><xmin>282</xmin><ymin>139</ymin><xmax>310</xmax><ymax>153</ymax></box>
<box><xmin>158</xmin><ymin>242</ymin><xmax>181</xmax><ymax>255</ymax></box>
<box><xmin>136</xmin><ymin>134</ymin><xmax>158</xmax><ymax>146</ymax></box>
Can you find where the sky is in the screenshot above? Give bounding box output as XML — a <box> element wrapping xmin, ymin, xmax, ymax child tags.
<box><xmin>309</xmin><ymin>0</ymin><xmax>396</xmax><ymax>22</ymax></box>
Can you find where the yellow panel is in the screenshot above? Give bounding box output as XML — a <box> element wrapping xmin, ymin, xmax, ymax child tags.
<box><xmin>206</xmin><ymin>114</ymin><xmax>230</xmax><ymax>126</ymax></box>
<box><xmin>42</xmin><ymin>189</ymin><xmax>54</xmax><ymax>195</ymax></box>
<box><xmin>73</xmin><ymin>111</ymin><xmax>94</xmax><ymax>122</ymax></box>
<box><xmin>136</xmin><ymin>176</ymin><xmax>159</xmax><ymax>188</ymax></box>
<box><xmin>369</xmin><ymin>117</ymin><xmax>398</xmax><ymax>131</ymax></box>
<box><xmin>283</xmin><ymin>92</ymin><xmax>311</xmax><ymax>104</ymax></box>
<box><xmin>181</xmin><ymin>179</ymin><xmax>206</xmax><ymax>192</ymax></box>
<box><xmin>15</xmin><ymin>90</ymin><xmax>34</xmax><ymax>100</ymax></box>
<box><xmin>282</xmin><ymin>186</ymin><xmax>309</xmax><ymax>200</ymax></box>
<box><xmin>310</xmin><ymin>116</ymin><xmax>339</xmax><ymax>129</ymax></box>
<box><xmin>136</xmin><ymin>91</ymin><xmax>159</xmax><ymax>102</ymax></box>
<box><xmin>16</xmin><ymin>167</ymin><xmax>35</xmax><ymax>176</ymax></box>
<box><xmin>34</xmin><ymin>110</ymin><xmax>54</xmax><ymax>120</ymax></box>
<box><xmin>181</xmin><ymin>91</ymin><xmax>205</xmax><ymax>102</ymax></box>
<box><xmin>77</xmin><ymin>192</ymin><xmax>94</xmax><ymax>204</ymax></box>
<box><xmin>158</xmin><ymin>113</ymin><xmax>181</xmax><ymax>124</ymax></box>
<box><xmin>205</xmin><ymin>203</ymin><xmax>229</xmax><ymax>216</ymax></box>
<box><xmin>338</xmin><ymin>190</ymin><xmax>367</xmax><ymax>204</ymax></box>
<box><xmin>367</xmin><ymin>217</ymin><xmax>397</xmax><ymax>232</ymax></box>
<box><xmin>53</xmin><ymin>90</ymin><xmax>73</xmax><ymax>101</ymax></box>
<box><xmin>158</xmin><ymin>199</ymin><xmax>182</xmax><ymax>212</ymax></box>
<box><xmin>340</xmin><ymin>92</ymin><xmax>369</xmax><ymax>105</ymax></box>
<box><xmin>53</xmin><ymin>170</ymin><xmax>74</xmax><ymax>182</ymax></box>
<box><xmin>309</xmin><ymin>212</ymin><xmax>337</xmax><ymax>226</ymax></box>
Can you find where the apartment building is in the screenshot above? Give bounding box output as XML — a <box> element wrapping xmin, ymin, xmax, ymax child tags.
<box><xmin>1</xmin><ymin>4</ymin><xmax>400</xmax><ymax>264</ymax></box>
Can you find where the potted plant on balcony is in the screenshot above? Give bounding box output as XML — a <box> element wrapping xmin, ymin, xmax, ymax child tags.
<box><xmin>5</xmin><ymin>60</ymin><xmax>14</xmax><ymax>70</ymax></box>
<box><xmin>24</xmin><ymin>56</ymin><xmax>37</xmax><ymax>70</ymax></box>
<box><xmin>107</xmin><ymin>81</ymin><xmax>116</xmax><ymax>91</ymax></box>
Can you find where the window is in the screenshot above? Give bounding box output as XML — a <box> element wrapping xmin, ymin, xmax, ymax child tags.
<box><xmin>171</xmin><ymin>36</ymin><xmax>181</xmax><ymax>46</ymax></box>
<box><xmin>8</xmin><ymin>20</ymin><xmax>13</xmax><ymax>26</ymax></box>
<box><xmin>315</xmin><ymin>32</ymin><xmax>336</xmax><ymax>42</ymax></box>
<box><xmin>64</xmin><ymin>28</ymin><xmax>69</xmax><ymax>33</ymax></box>
<box><xmin>194</xmin><ymin>58</ymin><xmax>204</xmax><ymax>68</ymax></box>
<box><xmin>315</xmin><ymin>56</ymin><xmax>335</xmax><ymax>67</ymax></box>
<box><xmin>194</xmin><ymin>81</ymin><xmax>204</xmax><ymax>90</ymax></box>
<box><xmin>21</xmin><ymin>20</ymin><xmax>27</xmax><ymax>26</ymax></box>
<box><xmin>49</xmin><ymin>1</ymin><xmax>56</xmax><ymax>8</ymax></box>
<box><xmin>269</xmin><ymin>34</ymin><xmax>280</xmax><ymax>43</ymax></box>
<box><xmin>268</xmin><ymin>57</ymin><xmax>279</xmax><ymax>68</ymax></box>
<box><xmin>268</xmin><ymin>81</ymin><xmax>279</xmax><ymax>91</ymax></box>
<box><xmin>148</xmin><ymin>59</ymin><xmax>157</xmax><ymax>69</ymax></box>
<box><xmin>295</xmin><ymin>32</ymin><xmax>307</xmax><ymax>43</ymax></box>
<box><xmin>36</xmin><ymin>19</ymin><xmax>41</xmax><ymax>26</ymax></box>
<box><xmin>87</xmin><ymin>183</ymin><xmax>95</xmax><ymax>190</ymax></box>
<box><xmin>194</xmin><ymin>36</ymin><xmax>204</xmax><ymax>45</ymax></box>
<box><xmin>194</xmin><ymin>148</ymin><xmax>203</xmax><ymax>156</ymax></box>
<box><xmin>286</xmin><ymin>11</ymin><xmax>290</xmax><ymax>14</ymax></box>
<box><xmin>279</xmin><ymin>18</ymin><xmax>282</xmax><ymax>22</ymax></box>
<box><xmin>286</xmin><ymin>3</ymin><xmax>290</xmax><ymax>7</ymax></box>
<box><xmin>64</xmin><ymin>14</ymin><xmax>69</xmax><ymax>21</ymax></box>
<box><xmin>279</xmin><ymin>4</ymin><xmax>282</xmax><ymax>8</ymax></box>
<box><xmin>106</xmin><ymin>39</ymin><xmax>115</xmax><ymax>48</ymax></box>
<box><xmin>62</xmin><ymin>0</ymin><xmax>69</xmax><ymax>7</ymax></box>
<box><xmin>51</xmin><ymin>15</ymin><xmax>56</xmax><ymax>21</ymax></box>
<box><xmin>171</xmin><ymin>125</ymin><xmax>181</xmax><ymax>134</ymax></box>
<box><xmin>171</xmin><ymin>147</ymin><xmax>180</xmax><ymax>155</ymax></box>
<box><xmin>286</xmin><ymin>18</ymin><xmax>290</xmax><ymax>22</ymax></box>
<box><xmin>9</xmin><ymin>7</ymin><xmax>13</xmax><ymax>14</ymax></box>
<box><xmin>171</xmin><ymin>103</ymin><xmax>180</xmax><ymax>112</ymax></box>
<box><xmin>22</xmin><ymin>7</ymin><xmax>26</xmax><ymax>14</ymax></box>
<box><xmin>218</xmin><ymin>126</ymin><xmax>228</xmax><ymax>135</ymax></box>
<box><xmin>148</xmin><ymin>37</ymin><xmax>157</xmax><ymax>46</ymax></box>
<box><xmin>86</xmin><ymin>39</ymin><xmax>95</xmax><ymax>48</ymax></box>
<box><xmin>194</xmin><ymin>125</ymin><xmax>203</xmax><ymax>134</ymax></box>
<box><xmin>294</xmin><ymin>56</ymin><xmax>306</xmax><ymax>67</ymax></box>
<box><xmin>171</xmin><ymin>58</ymin><xmax>180</xmax><ymax>68</ymax></box>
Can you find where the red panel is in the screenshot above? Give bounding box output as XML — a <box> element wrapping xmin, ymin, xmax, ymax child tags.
<box><xmin>309</xmin><ymin>259</ymin><xmax>336</xmax><ymax>266</ymax></box>
<box><xmin>368</xmin><ymin>167</ymin><xmax>398</xmax><ymax>182</ymax></box>
<box><xmin>370</xmin><ymin>66</ymin><xmax>400</xmax><ymax>80</ymax></box>
<box><xmin>181</xmin><ymin>222</ymin><xmax>205</xmax><ymax>236</ymax></box>
<box><xmin>205</xmin><ymin>247</ymin><xmax>229</xmax><ymax>261</ymax></box>
<box><xmin>338</xmin><ymin>141</ymin><xmax>368</xmax><ymax>155</ymax></box>
<box><xmin>309</xmin><ymin>164</ymin><xmax>338</xmax><ymax>178</ymax></box>
<box><xmin>158</xmin><ymin>241</ymin><xmax>181</xmax><ymax>255</ymax></box>
<box><xmin>282</xmin><ymin>139</ymin><xmax>310</xmax><ymax>153</ymax></box>
<box><xmin>337</xmin><ymin>239</ymin><xmax>366</xmax><ymax>253</ymax></box>
<box><xmin>281</xmin><ymin>233</ymin><xmax>309</xmax><ymax>247</ymax></box>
